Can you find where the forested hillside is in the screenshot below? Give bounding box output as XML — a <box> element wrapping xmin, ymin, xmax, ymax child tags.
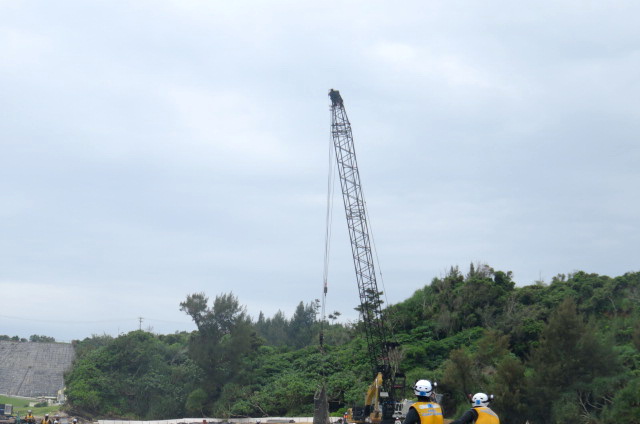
<box><xmin>64</xmin><ymin>266</ymin><xmax>640</xmax><ymax>423</ymax></box>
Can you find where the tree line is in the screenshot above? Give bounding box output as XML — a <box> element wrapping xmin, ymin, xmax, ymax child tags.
<box><xmin>63</xmin><ymin>266</ymin><xmax>640</xmax><ymax>423</ymax></box>
<box><xmin>0</xmin><ymin>334</ymin><xmax>57</xmax><ymax>342</ymax></box>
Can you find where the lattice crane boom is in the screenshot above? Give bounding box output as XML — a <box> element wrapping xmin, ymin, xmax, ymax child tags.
<box><xmin>329</xmin><ymin>90</ymin><xmax>403</xmax><ymax>424</ymax></box>
<box><xmin>329</xmin><ymin>89</ymin><xmax>390</xmax><ymax>375</ymax></box>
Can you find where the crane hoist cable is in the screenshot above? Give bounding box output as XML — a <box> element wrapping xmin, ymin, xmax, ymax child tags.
<box><xmin>320</xmin><ymin>104</ymin><xmax>338</xmax><ymax>355</ymax></box>
<box><xmin>314</xmin><ymin>107</ymin><xmax>338</xmax><ymax>424</ymax></box>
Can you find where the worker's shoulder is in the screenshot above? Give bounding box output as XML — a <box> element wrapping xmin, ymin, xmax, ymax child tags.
<box><xmin>413</xmin><ymin>401</ymin><xmax>442</xmax><ymax>409</ymax></box>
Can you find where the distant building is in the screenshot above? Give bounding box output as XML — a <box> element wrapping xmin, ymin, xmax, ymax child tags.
<box><xmin>57</xmin><ymin>388</ymin><xmax>66</xmax><ymax>405</ymax></box>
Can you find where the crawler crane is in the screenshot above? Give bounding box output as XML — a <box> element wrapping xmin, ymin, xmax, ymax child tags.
<box><xmin>328</xmin><ymin>90</ymin><xmax>406</xmax><ymax>424</ymax></box>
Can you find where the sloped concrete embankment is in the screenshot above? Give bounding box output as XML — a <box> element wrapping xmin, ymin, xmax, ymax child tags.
<box><xmin>0</xmin><ymin>341</ymin><xmax>75</xmax><ymax>397</ymax></box>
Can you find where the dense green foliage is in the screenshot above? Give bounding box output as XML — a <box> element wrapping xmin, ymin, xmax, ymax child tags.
<box><xmin>29</xmin><ymin>335</ymin><xmax>56</xmax><ymax>342</ymax></box>
<box><xmin>65</xmin><ymin>331</ymin><xmax>202</xmax><ymax>418</ymax></box>
<box><xmin>64</xmin><ymin>266</ymin><xmax>640</xmax><ymax>423</ymax></box>
<box><xmin>0</xmin><ymin>335</ymin><xmax>55</xmax><ymax>342</ymax></box>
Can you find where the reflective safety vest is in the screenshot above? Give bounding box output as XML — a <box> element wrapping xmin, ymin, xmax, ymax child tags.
<box><xmin>474</xmin><ymin>406</ymin><xmax>499</xmax><ymax>424</ymax></box>
<box><xmin>410</xmin><ymin>401</ymin><xmax>444</xmax><ymax>424</ymax></box>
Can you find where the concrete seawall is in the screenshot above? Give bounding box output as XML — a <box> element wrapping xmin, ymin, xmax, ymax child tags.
<box><xmin>98</xmin><ymin>418</ymin><xmax>344</xmax><ymax>424</ymax></box>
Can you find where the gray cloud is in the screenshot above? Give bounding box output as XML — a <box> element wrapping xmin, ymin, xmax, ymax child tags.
<box><xmin>1</xmin><ymin>0</ymin><xmax>638</xmax><ymax>340</ymax></box>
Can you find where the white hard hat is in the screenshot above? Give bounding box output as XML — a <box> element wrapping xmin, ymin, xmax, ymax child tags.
<box><xmin>413</xmin><ymin>379</ymin><xmax>435</xmax><ymax>397</ymax></box>
<box><xmin>471</xmin><ymin>393</ymin><xmax>492</xmax><ymax>407</ymax></box>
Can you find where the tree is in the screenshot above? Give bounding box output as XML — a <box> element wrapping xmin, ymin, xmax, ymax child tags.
<box><xmin>185</xmin><ymin>388</ymin><xmax>208</xmax><ymax>416</ymax></box>
<box><xmin>602</xmin><ymin>376</ymin><xmax>640</xmax><ymax>422</ymax></box>
<box><xmin>255</xmin><ymin>309</ymin><xmax>289</xmax><ymax>346</ymax></box>
<box><xmin>527</xmin><ymin>297</ymin><xmax>619</xmax><ymax>423</ymax></box>
<box><xmin>633</xmin><ymin>320</ymin><xmax>640</xmax><ymax>351</ymax></box>
<box><xmin>180</xmin><ymin>292</ymin><xmax>257</xmax><ymax>406</ymax></box>
<box><xmin>441</xmin><ymin>348</ymin><xmax>480</xmax><ymax>415</ymax></box>
<box><xmin>489</xmin><ymin>355</ymin><xmax>526</xmax><ymax>424</ymax></box>
<box><xmin>65</xmin><ymin>331</ymin><xmax>200</xmax><ymax>418</ymax></box>
<box><xmin>289</xmin><ymin>301</ymin><xmax>317</xmax><ymax>348</ymax></box>
<box><xmin>60</xmin><ymin>269</ymin><xmax>639</xmax><ymax>420</ymax></box>
<box><xmin>29</xmin><ymin>334</ymin><xmax>56</xmax><ymax>342</ymax></box>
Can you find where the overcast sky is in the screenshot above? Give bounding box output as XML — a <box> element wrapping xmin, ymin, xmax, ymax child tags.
<box><xmin>1</xmin><ymin>0</ymin><xmax>638</xmax><ymax>342</ymax></box>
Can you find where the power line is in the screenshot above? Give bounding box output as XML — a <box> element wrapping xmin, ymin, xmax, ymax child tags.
<box><xmin>0</xmin><ymin>314</ymin><xmax>192</xmax><ymax>326</ymax></box>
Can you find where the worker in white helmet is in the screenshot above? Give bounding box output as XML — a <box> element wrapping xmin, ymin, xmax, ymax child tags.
<box><xmin>450</xmin><ymin>393</ymin><xmax>499</xmax><ymax>424</ymax></box>
<box><xmin>402</xmin><ymin>379</ymin><xmax>443</xmax><ymax>424</ymax></box>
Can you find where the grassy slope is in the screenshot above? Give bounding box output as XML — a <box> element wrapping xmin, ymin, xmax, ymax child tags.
<box><xmin>0</xmin><ymin>395</ymin><xmax>62</xmax><ymax>418</ymax></box>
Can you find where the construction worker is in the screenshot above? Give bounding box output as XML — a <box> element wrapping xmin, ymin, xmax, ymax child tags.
<box><xmin>450</xmin><ymin>393</ymin><xmax>499</xmax><ymax>424</ymax></box>
<box><xmin>403</xmin><ymin>380</ymin><xmax>443</xmax><ymax>424</ymax></box>
<box><xmin>24</xmin><ymin>411</ymin><xmax>35</xmax><ymax>424</ymax></box>
<box><xmin>40</xmin><ymin>414</ymin><xmax>52</xmax><ymax>424</ymax></box>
